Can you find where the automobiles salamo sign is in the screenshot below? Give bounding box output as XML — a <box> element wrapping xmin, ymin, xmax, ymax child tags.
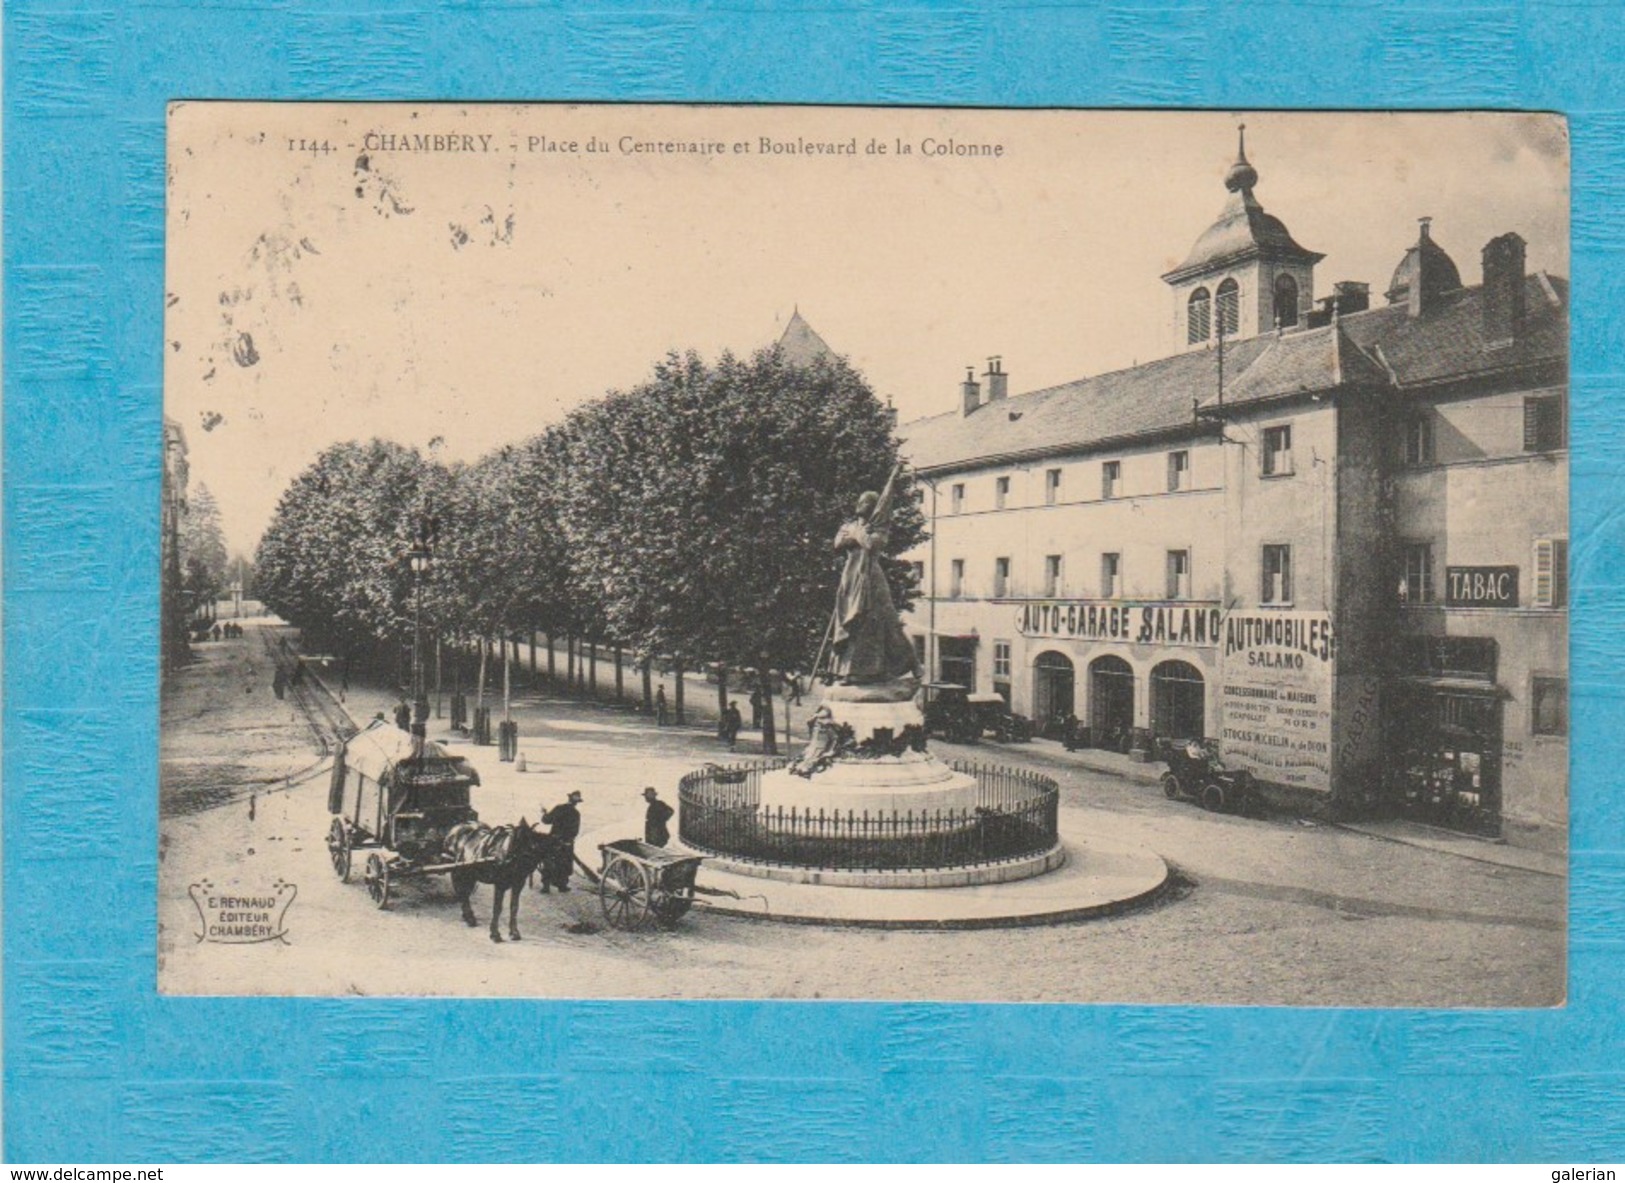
<box><xmin>1218</xmin><ymin>610</ymin><xmax>1335</xmax><ymax>793</ymax></box>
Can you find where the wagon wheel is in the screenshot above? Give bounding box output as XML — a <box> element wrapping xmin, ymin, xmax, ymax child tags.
<box><xmin>1160</xmin><ymin>772</ymin><xmax>1182</xmax><ymax>801</ymax></box>
<box><xmin>599</xmin><ymin>856</ymin><xmax>651</xmax><ymax>931</ymax></box>
<box><xmin>328</xmin><ymin>817</ymin><xmax>352</xmax><ymax>882</ymax></box>
<box><xmin>364</xmin><ymin>853</ymin><xmax>392</xmax><ymax>909</ymax></box>
<box><xmin>1200</xmin><ymin>782</ymin><xmax>1227</xmax><ymax>813</ymax></box>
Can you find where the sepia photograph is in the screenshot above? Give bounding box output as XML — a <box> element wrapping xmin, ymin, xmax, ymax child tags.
<box><xmin>160</xmin><ymin>104</ymin><xmax>1568</xmax><ymax>1005</ymax></box>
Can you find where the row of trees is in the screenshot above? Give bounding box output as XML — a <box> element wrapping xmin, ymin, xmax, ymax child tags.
<box><xmin>253</xmin><ymin>345</ymin><xmax>926</xmax><ymax>752</ymax></box>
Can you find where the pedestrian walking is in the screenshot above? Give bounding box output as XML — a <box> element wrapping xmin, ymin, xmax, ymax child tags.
<box><xmin>393</xmin><ymin>698</ymin><xmax>411</xmax><ymax>731</ymax></box>
<box><xmin>642</xmin><ymin>786</ymin><xmax>674</xmax><ymax>847</ymax></box>
<box><xmin>272</xmin><ymin>668</ymin><xmax>287</xmax><ymax>701</ymax></box>
<box><xmin>721</xmin><ymin>701</ymin><xmax>743</xmax><ymax>750</ymax></box>
<box><xmin>540</xmin><ymin>790</ymin><xmax>583</xmax><ymax>893</ymax></box>
<box><xmin>749</xmin><ymin>685</ymin><xmax>766</xmax><ymax>731</ymax></box>
<box><xmin>655</xmin><ymin>685</ymin><xmax>668</xmax><ymax>727</ymax></box>
<box><xmin>788</xmin><ymin>673</ymin><xmax>803</xmax><ymax>706</ymax></box>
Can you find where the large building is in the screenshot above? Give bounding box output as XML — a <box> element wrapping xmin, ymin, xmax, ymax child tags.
<box><xmin>897</xmin><ymin>134</ymin><xmax>1567</xmax><ymax>845</ymax></box>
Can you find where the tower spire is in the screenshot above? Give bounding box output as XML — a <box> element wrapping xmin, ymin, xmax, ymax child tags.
<box><xmin>1225</xmin><ymin>122</ymin><xmax>1258</xmax><ymax>193</ymax></box>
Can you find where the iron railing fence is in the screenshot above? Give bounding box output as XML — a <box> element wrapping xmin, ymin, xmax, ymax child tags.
<box><xmin>677</xmin><ymin>759</ymin><xmax>1060</xmax><ymax>872</ymax></box>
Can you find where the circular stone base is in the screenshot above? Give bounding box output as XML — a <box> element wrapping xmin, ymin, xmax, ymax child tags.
<box><xmin>759</xmin><ymin>755</ymin><xmax>978</xmax><ymax>819</ymax></box>
<box><xmin>699</xmin><ymin>842</ymin><xmax>1065</xmax><ymax>888</ymax></box>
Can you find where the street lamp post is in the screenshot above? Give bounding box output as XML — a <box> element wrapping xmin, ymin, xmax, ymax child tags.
<box><xmin>408</xmin><ymin>529</ymin><xmax>434</xmax><ymax>731</ymax></box>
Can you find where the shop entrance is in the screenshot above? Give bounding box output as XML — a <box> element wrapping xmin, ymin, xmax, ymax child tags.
<box><xmin>1033</xmin><ymin>651</ymin><xmax>1076</xmax><ymax>734</ymax></box>
<box><xmin>1150</xmin><ymin>660</ymin><xmax>1206</xmax><ymax>742</ymax></box>
<box><xmin>1387</xmin><ymin>685</ymin><xmax>1503</xmax><ymax>837</ymax></box>
<box><xmin>1089</xmin><ymin>655</ymin><xmax>1135</xmax><ymax>752</ymax></box>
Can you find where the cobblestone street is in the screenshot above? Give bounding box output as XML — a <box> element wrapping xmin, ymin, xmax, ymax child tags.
<box><xmin>159</xmin><ymin>619</ymin><xmax>1564</xmax><ymax>1006</ymax></box>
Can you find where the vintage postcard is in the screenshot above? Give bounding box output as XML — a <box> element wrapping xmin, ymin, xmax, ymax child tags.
<box><xmin>160</xmin><ymin>104</ymin><xmax>1568</xmax><ymax>1004</ymax></box>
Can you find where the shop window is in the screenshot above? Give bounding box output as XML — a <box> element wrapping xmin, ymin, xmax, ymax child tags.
<box><xmin>1101</xmin><ymin>552</ymin><xmax>1121</xmax><ymax>599</ymax></box>
<box><xmin>1274</xmin><ymin>273</ymin><xmax>1300</xmax><ymax>329</ymax></box>
<box><xmin>950</xmin><ymin>559</ymin><xmax>964</xmax><ymax>599</ymax></box>
<box><xmin>1402</xmin><ymin>636</ymin><xmax>1498</xmax><ymax>682</ymax></box>
<box><xmin>1102</xmin><ymin>460</ymin><xmax>1122</xmax><ymax>500</ymax></box>
<box><xmin>993</xmin><ymin>641</ymin><xmax>1012</xmax><ymax>681</ymax></box>
<box><xmin>1531</xmin><ymin>676</ymin><xmax>1567</xmax><ymax>737</ymax></box>
<box><xmin>1045</xmin><ymin>468</ymin><xmax>1062</xmax><ymax>505</ymax></box>
<box><xmin>1187</xmin><ymin>287</ymin><xmax>1211</xmax><ymax>344</ymax></box>
<box><xmin>1523</xmin><ymin>395</ymin><xmax>1565</xmax><ymax>453</ymax></box>
<box><xmin>1401</xmin><ymin>543</ymin><xmax>1434</xmax><ymax>604</ymax></box>
<box><xmin>951</xmin><ymin>482</ymin><xmax>965</xmax><ymax>514</ymax></box>
<box><xmin>1166</xmin><ymin>550</ymin><xmax>1191</xmax><ymax>599</ymax></box>
<box><xmin>1405</xmin><ymin>412</ymin><xmax>1434</xmax><ymax>465</ymax></box>
<box><xmin>1167</xmin><ymin>450</ymin><xmax>1190</xmax><ymax>492</ymax></box>
<box><xmin>1262</xmin><ymin>425</ymin><xmax>1293</xmax><ymax>476</ymax></box>
<box><xmin>993</xmin><ymin>556</ymin><xmax>1011</xmax><ymax>598</ymax></box>
<box><xmin>995</xmin><ymin>475</ymin><xmax>1010</xmax><ymax>509</ymax></box>
<box><xmin>1262</xmin><ymin>544</ymin><xmax>1292</xmax><ymax>604</ymax></box>
<box><xmin>1533</xmin><ymin>537</ymin><xmax>1568</xmax><ymax>608</ymax></box>
<box><xmin>1044</xmin><ymin>554</ymin><xmax>1063</xmax><ymax>597</ymax></box>
<box><xmin>1216</xmin><ymin>278</ymin><xmax>1240</xmax><ymax>337</ymax></box>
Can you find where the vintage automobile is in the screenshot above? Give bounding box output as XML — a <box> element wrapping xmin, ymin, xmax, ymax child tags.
<box><xmin>1158</xmin><ymin>738</ymin><xmax>1263</xmax><ymax>816</ymax></box>
<box><xmin>921</xmin><ymin>682</ymin><xmax>981</xmax><ymax>744</ymax></box>
<box><xmin>967</xmin><ymin>692</ymin><xmax>1035</xmax><ymax>743</ymax></box>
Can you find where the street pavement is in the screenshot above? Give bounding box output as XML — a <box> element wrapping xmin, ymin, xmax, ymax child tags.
<box><xmin>158</xmin><ymin>617</ymin><xmax>1566</xmax><ymax>1005</ymax></box>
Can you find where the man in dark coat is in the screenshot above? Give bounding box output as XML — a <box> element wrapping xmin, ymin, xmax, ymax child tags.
<box><xmin>540</xmin><ymin>790</ymin><xmax>583</xmax><ymax>892</ymax></box>
<box><xmin>643</xmin><ymin>786</ymin><xmax>674</xmax><ymax>847</ymax></box>
<box><xmin>721</xmin><ymin>701</ymin><xmax>743</xmax><ymax>751</ymax></box>
<box><xmin>393</xmin><ymin>698</ymin><xmax>411</xmax><ymax>731</ymax></box>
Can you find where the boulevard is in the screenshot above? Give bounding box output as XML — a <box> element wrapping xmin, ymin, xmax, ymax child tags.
<box><xmin>158</xmin><ymin>617</ymin><xmax>1565</xmax><ymax>1006</ymax></box>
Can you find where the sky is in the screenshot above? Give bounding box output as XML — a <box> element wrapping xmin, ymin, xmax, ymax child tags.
<box><xmin>165</xmin><ymin>106</ymin><xmax>1569</xmax><ymax>556</ymax></box>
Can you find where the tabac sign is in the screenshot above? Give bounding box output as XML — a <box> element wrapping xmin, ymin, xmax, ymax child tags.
<box><xmin>1445</xmin><ymin>566</ymin><xmax>1519</xmax><ymax>608</ymax></box>
<box><xmin>1015</xmin><ymin>601</ymin><xmax>1222</xmax><ymax>648</ymax></box>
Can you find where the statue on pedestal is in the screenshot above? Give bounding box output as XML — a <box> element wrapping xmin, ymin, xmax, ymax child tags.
<box><xmin>827</xmin><ymin>464</ymin><xmax>921</xmax><ymax>694</ymax></box>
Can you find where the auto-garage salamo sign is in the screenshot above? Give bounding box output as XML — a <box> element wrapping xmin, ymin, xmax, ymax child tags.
<box><xmin>1016</xmin><ymin>601</ymin><xmax>1221</xmax><ymax>647</ymax></box>
<box><xmin>1445</xmin><ymin>565</ymin><xmax>1519</xmax><ymax>607</ymax></box>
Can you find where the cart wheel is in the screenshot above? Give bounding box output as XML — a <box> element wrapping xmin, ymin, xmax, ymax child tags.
<box><xmin>364</xmin><ymin>853</ymin><xmax>391</xmax><ymax>909</ymax></box>
<box><xmin>599</xmin><ymin>856</ymin><xmax>651</xmax><ymax>931</ymax></box>
<box><xmin>328</xmin><ymin>818</ymin><xmax>352</xmax><ymax>882</ymax></box>
<box><xmin>1160</xmin><ymin>773</ymin><xmax>1182</xmax><ymax>800</ymax></box>
<box><xmin>1201</xmin><ymin>783</ymin><xmax>1227</xmax><ymax>813</ymax></box>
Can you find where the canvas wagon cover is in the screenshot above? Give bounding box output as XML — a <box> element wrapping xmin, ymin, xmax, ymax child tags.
<box><xmin>340</xmin><ymin>720</ymin><xmax>482</xmax><ymax>792</ymax></box>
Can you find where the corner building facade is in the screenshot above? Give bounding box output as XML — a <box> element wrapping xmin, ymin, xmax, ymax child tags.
<box><xmin>898</xmin><ymin>136</ymin><xmax>1567</xmax><ymax>844</ymax></box>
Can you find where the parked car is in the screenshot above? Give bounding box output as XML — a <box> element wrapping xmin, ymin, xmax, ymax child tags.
<box><xmin>1158</xmin><ymin>738</ymin><xmax>1263</xmax><ymax>816</ymax></box>
<box><xmin>921</xmin><ymin>682</ymin><xmax>981</xmax><ymax>744</ymax></box>
<box><xmin>967</xmin><ymin>693</ymin><xmax>1034</xmax><ymax>743</ymax></box>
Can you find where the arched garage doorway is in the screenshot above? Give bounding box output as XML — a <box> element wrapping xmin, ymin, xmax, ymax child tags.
<box><xmin>1033</xmin><ymin>651</ymin><xmax>1076</xmax><ymax>729</ymax></box>
<box><xmin>1089</xmin><ymin>655</ymin><xmax>1135</xmax><ymax>750</ymax></box>
<box><xmin>1151</xmin><ymin>660</ymin><xmax>1206</xmax><ymax>741</ymax></box>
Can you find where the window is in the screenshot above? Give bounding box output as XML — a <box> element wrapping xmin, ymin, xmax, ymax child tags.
<box><xmin>1262</xmin><ymin>544</ymin><xmax>1292</xmax><ymax>604</ymax></box>
<box><xmin>1167</xmin><ymin>450</ymin><xmax>1190</xmax><ymax>492</ymax></box>
<box><xmin>1102</xmin><ymin>460</ymin><xmax>1122</xmax><ymax>500</ymax></box>
<box><xmin>1523</xmin><ymin>395</ymin><xmax>1565</xmax><ymax>452</ymax></box>
<box><xmin>1262</xmin><ymin>425</ymin><xmax>1293</xmax><ymax>476</ymax></box>
<box><xmin>993</xmin><ymin>641</ymin><xmax>1012</xmax><ymax>681</ymax></box>
<box><xmin>1216</xmin><ymin>278</ymin><xmax>1240</xmax><ymax>337</ymax></box>
<box><xmin>1533</xmin><ymin>538</ymin><xmax>1568</xmax><ymax>608</ymax></box>
<box><xmin>995</xmin><ymin>475</ymin><xmax>1010</xmax><ymax>509</ymax></box>
<box><xmin>1044</xmin><ymin>554</ymin><xmax>1063</xmax><ymax>597</ymax></box>
<box><xmin>1101</xmin><ymin>552</ymin><xmax>1121</xmax><ymax>599</ymax></box>
<box><xmin>1187</xmin><ymin>287</ymin><xmax>1211</xmax><ymax>344</ymax></box>
<box><xmin>909</xmin><ymin>560</ymin><xmax>925</xmax><ymax>587</ymax></box>
<box><xmin>950</xmin><ymin>559</ymin><xmax>965</xmax><ymax>599</ymax></box>
<box><xmin>1400</xmin><ymin>543</ymin><xmax>1434</xmax><ymax>604</ymax></box>
<box><xmin>1531</xmin><ymin>675</ymin><xmax>1567</xmax><ymax>737</ymax></box>
<box><xmin>1403</xmin><ymin>636</ymin><xmax>1498</xmax><ymax>682</ymax></box>
<box><xmin>1045</xmin><ymin>468</ymin><xmax>1062</xmax><ymax>506</ymax></box>
<box><xmin>993</xmin><ymin>556</ymin><xmax>1011</xmax><ymax>598</ymax></box>
<box><xmin>1166</xmin><ymin>550</ymin><xmax>1191</xmax><ymax>599</ymax></box>
<box><xmin>1274</xmin><ymin>273</ymin><xmax>1300</xmax><ymax>329</ymax></box>
<box><xmin>950</xmin><ymin>482</ymin><xmax>966</xmax><ymax>514</ymax></box>
<box><xmin>1405</xmin><ymin>412</ymin><xmax>1434</xmax><ymax>465</ymax></box>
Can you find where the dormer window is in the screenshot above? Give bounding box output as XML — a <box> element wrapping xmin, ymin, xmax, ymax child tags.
<box><xmin>1187</xmin><ymin>287</ymin><xmax>1211</xmax><ymax>344</ymax></box>
<box><xmin>1274</xmin><ymin>273</ymin><xmax>1299</xmax><ymax>328</ymax></box>
<box><xmin>1216</xmin><ymin>278</ymin><xmax>1241</xmax><ymax>337</ymax></box>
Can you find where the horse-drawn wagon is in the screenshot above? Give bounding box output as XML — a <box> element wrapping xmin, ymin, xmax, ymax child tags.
<box><xmin>325</xmin><ymin>720</ymin><xmax>483</xmax><ymax>908</ymax></box>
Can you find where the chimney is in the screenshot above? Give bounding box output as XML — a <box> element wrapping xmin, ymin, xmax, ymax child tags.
<box><xmin>984</xmin><ymin>356</ymin><xmax>1008</xmax><ymax>401</ymax></box>
<box><xmin>1407</xmin><ymin>219</ymin><xmax>1430</xmax><ymax>319</ymax></box>
<box><xmin>1482</xmin><ymin>232</ymin><xmax>1527</xmax><ymax>345</ymax></box>
<box><xmin>961</xmin><ymin>366</ymin><xmax>981</xmax><ymax>415</ymax></box>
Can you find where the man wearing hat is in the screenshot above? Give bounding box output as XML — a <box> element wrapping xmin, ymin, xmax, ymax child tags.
<box><xmin>642</xmin><ymin>786</ymin><xmax>675</xmax><ymax>848</ymax></box>
<box><xmin>540</xmin><ymin>790</ymin><xmax>584</xmax><ymax>892</ymax></box>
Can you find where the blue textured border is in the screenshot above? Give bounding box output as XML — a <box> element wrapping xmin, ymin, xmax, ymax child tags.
<box><xmin>5</xmin><ymin>2</ymin><xmax>1622</xmax><ymax>1164</ymax></box>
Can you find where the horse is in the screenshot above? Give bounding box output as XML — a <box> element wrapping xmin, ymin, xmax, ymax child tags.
<box><xmin>443</xmin><ymin>819</ymin><xmax>556</xmax><ymax>943</ymax></box>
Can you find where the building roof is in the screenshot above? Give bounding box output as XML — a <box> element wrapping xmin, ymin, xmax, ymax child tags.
<box><xmin>901</xmin><ymin>273</ymin><xmax>1567</xmax><ymax>473</ymax></box>
<box><xmin>1385</xmin><ymin>219</ymin><xmax>1463</xmax><ymax>305</ymax></box>
<box><xmin>1162</xmin><ymin>132</ymin><xmax>1324</xmax><ymax>284</ymax></box>
<box><xmin>777</xmin><ymin>309</ymin><xmax>838</xmax><ymax>367</ymax></box>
